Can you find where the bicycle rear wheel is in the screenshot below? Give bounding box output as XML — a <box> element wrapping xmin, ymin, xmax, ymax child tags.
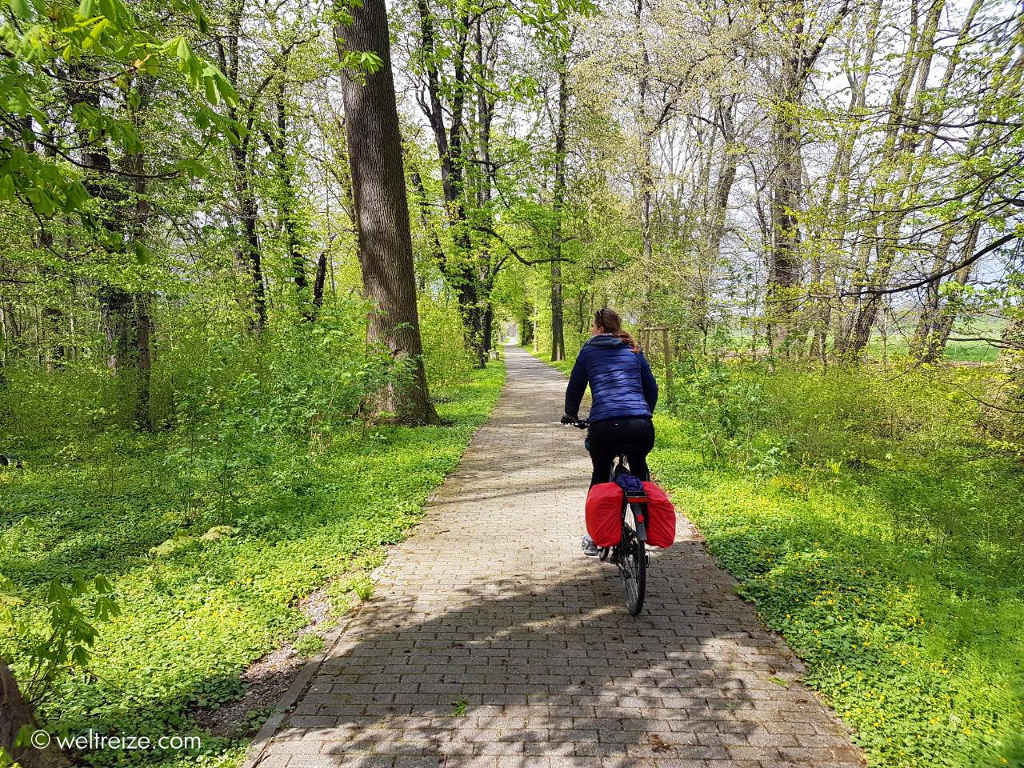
<box><xmin>619</xmin><ymin>523</ymin><xmax>646</xmax><ymax>616</ymax></box>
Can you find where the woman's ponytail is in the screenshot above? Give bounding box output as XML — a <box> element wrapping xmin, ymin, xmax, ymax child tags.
<box><xmin>594</xmin><ymin>308</ymin><xmax>639</xmax><ymax>353</ymax></box>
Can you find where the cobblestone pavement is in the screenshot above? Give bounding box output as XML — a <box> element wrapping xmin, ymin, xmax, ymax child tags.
<box><xmin>245</xmin><ymin>344</ymin><xmax>862</xmax><ymax>768</ymax></box>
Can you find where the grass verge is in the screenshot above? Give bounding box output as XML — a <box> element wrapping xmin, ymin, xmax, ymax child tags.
<box><xmin>0</xmin><ymin>359</ymin><xmax>505</xmax><ymax>768</ymax></box>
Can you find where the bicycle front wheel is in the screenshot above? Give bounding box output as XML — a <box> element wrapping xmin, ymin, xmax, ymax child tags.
<box><xmin>619</xmin><ymin>527</ymin><xmax>646</xmax><ymax>616</ymax></box>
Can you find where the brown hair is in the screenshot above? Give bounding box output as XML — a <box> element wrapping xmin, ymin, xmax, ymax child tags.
<box><xmin>594</xmin><ymin>307</ymin><xmax>639</xmax><ymax>352</ymax></box>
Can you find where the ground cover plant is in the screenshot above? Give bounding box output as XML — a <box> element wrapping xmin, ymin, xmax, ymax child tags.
<box><xmin>0</xmin><ymin>334</ymin><xmax>504</xmax><ymax>768</ymax></box>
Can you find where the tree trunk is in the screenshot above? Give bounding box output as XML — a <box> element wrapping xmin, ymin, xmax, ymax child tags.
<box><xmin>925</xmin><ymin>264</ymin><xmax>972</xmax><ymax>362</ymax></box>
<box><xmin>482</xmin><ymin>303</ymin><xmax>494</xmax><ymax>358</ymax></box>
<box><xmin>920</xmin><ymin>222</ymin><xmax>980</xmax><ymax>362</ymax></box>
<box><xmin>1</xmin><ymin>660</ymin><xmax>70</xmax><ymax>768</ymax></box>
<box><xmin>845</xmin><ymin>0</ymin><xmax>946</xmax><ymax>357</ymax></box>
<box><xmin>461</xmin><ymin>298</ymin><xmax>487</xmax><ymax>368</ymax></box>
<box><xmin>269</xmin><ymin>77</ymin><xmax>311</xmax><ymax>318</ymax></box>
<box><xmin>768</xmin><ymin>24</ymin><xmax>804</xmax><ymax>353</ymax></box>
<box><xmin>133</xmin><ymin>296</ymin><xmax>153</xmax><ymax>429</ymax></box>
<box><xmin>335</xmin><ymin>0</ymin><xmax>438</xmax><ymax>425</ymax></box>
<box><xmin>67</xmin><ymin>64</ymin><xmax>137</xmax><ymax>373</ymax></box>
<box><xmin>697</xmin><ymin>92</ymin><xmax>739</xmax><ymax>350</ymax></box>
<box><xmin>218</xmin><ymin>2</ymin><xmax>267</xmax><ymax>333</ymax></box>
<box><xmin>415</xmin><ymin>0</ymin><xmax>484</xmax><ymax>361</ymax></box>
<box><xmin>122</xmin><ymin>79</ymin><xmax>155</xmax><ymax>430</ymax></box>
<box><xmin>33</xmin><ymin>125</ymin><xmax>65</xmax><ymax>371</ymax></box>
<box><xmin>519</xmin><ymin>301</ymin><xmax>534</xmax><ymax>346</ymax></box>
<box><xmin>41</xmin><ymin>307</ymin><xmax>64</xmax><ymax>371</ymax></box>
<box><xmin>635</xmin><ymin>0</ymin><xmax>654</xmax><ymax>276</ymax></box>
<box><xmin>826</xmin><ymin>0</ymin><xmax>883</xmax><ymax>359</ymax></box>
<box><xmin>767</xmin><ymin>0</ymin><xmax>853</xmax><ymax>354</ymax></box>
<box><xmin>231</xmin><ymin>144</ymin><xmax>268</xmax><ymax>332</ymax></box>
<box><xmin>311</xmin><ymin>250</ymin><xmax>328</xmax><ymax>321</ymax></box>
<box><xmin>550</xmin><ymin>63</ymin><xmax>568</xmax><ymax>362</ymax></box>
<box><xmin>910</xmin><ymin>229</ymin><xmax>956</xmax><ymax>358</ymax></box>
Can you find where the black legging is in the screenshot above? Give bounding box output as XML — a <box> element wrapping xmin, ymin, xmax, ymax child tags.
<box><xmin>587</xmin><ymin>417</ymin><xmax>655</xmax><ymax>486</ymax></box>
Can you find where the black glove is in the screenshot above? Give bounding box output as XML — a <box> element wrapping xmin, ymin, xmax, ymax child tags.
<box><xmin>560</xmin><ymin>414</ymin><xmax>576</xmax><ymax>425</ymax></box>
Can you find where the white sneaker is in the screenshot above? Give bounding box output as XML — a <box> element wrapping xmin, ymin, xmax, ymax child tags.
<box><xmin>581</xmin><ymin>535</ymin><xmax>599</xmax><ymax>556</ymax></box>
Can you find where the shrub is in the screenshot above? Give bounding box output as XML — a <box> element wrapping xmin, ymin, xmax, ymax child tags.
<box><xmin>669</xmin><ymin>360</ymin><xmax>769</xmax><ymax>464</ymax></box>
<box><xmin>417</xmin><ymin>290</ymin><xmax>475</xmax><ymax>390</ymax></box>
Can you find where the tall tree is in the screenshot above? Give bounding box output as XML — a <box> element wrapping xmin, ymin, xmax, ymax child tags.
<box><xmin>412</xmin><ymin>0</ymin><xmax>484</xmax><ymax>363</ymax></box>
<box><xmin>215</xmin><ymin>0</ymin><xmax>268</xmax><ymax>332</ymax></box>
<box><xmin>550</xmin><ymin>61</ymin><xmax>569</xmax><ymax>362</ymax></box>
<box><xmin>335</xmin><ymin>0</ymin><xmax>439</xmax><ymax>425</ymax></box>
<box><xmin>766</xmin><ymin>0</ymin><xmax>851</xmax><ymax>352</ymax></box>
<box><xmin>266</xmin><ymin>74</ymin><xmax>313</xmax><ymax>317</ymax></box>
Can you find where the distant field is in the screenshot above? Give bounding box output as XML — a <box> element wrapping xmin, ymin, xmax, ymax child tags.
<box><xmin>864</xmin><ymin>336</ymin><xmax>1000</xmax><ymax>364</ymax></box>
<box><xmin>943</xmin><ymin>317</ymin><xmax>1005</xmax><ymax>363</ymax></box>
<box><xmin>721</xmin><ymin>317</ymin><xmax>1005</xmax><ymax>365</ymax></box>
<box><xmin>944</xmin><ymin>340</ymin><xmax>1000</xmax><ymax>363</ymax></box>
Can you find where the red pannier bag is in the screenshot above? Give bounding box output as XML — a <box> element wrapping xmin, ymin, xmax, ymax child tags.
<box><xmin>642</xmin><ymin>481</ymin><xmax>676</xmax><ymax>548</ymax></box>
<box><xmin>586</xmin><ymin>482</ymin><xmax>623</xmax><ymax>547</ymax></box>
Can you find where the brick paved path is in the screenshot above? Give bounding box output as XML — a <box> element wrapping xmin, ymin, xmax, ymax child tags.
<box><xmin>246</xmin><ymin>345</ymin><xmax>861</xmax><ymax>768</ymax></box>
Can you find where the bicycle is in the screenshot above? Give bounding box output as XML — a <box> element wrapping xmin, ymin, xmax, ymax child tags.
<box><xmin>565</xmin><ymin>418</ymin><xmax>649</xmax><ymax>616</ymax></box>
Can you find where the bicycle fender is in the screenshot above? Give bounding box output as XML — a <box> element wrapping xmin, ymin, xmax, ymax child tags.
<box><xmin>631</xmin><ymin>502</ymin><xmax>649</xmax><ymax>543</ymax></box>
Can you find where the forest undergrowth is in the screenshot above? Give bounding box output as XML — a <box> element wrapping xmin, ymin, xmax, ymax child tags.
<box><xmin>0</xmin><ymin>308</ymin><xmax>504</xmax><ymax>768</ymax></box>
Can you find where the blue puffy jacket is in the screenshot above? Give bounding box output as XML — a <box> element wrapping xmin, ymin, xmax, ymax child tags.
<box><xmin>564</xmin><ymin>334</ymin><xmax>658</xmax><ymax>423</ymax></box>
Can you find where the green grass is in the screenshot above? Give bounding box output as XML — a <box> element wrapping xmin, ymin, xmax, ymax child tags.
<box><xmin>944</xmin><ymin>340</ymin><xmax>1000</xmax><ymax>363</ymax></box>
<box><xmin>862</xmin><ymin>335</ymin><xmax>1000</xmax><ymax>364</ymax></box>
<box><xmin>945</xmin><ymin>318</ymin><xmax>1006</xmax><ymax>363</ymax></box>
<box><xmin>0</xmin><ymin>360</ymin><xmax>505</xmax><ymax>768</ymax></box>
<box><xmin>530</xmin><ymin>347</ymin><xmax>574</xmax><ymax>377</ymax></box>
<box><xmin>531</xmin><ymin>346</ymin><xmax>1023</xmax><ymax>768</ymax></box>
<box><xmin>863</xmin><ymin>317</ymin><xmax>1004</xmax><ymax>364</ymax></box>
<box><xmin>654</xmin><ymin>423</ymin><xmax>1023</xmax><ymax>768</ymax></box>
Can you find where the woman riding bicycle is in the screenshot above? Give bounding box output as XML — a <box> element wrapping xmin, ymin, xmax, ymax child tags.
<box><xmin>562</xmin><ymin>308</ymin><xmax>658</xmax><ymax>555</ymax></box>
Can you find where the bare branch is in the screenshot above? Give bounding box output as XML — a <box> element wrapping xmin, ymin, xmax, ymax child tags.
<box><xmin>844</xmin><ymin>232</ymin><xmax>1018</xmax><ymax>297</ymax></box>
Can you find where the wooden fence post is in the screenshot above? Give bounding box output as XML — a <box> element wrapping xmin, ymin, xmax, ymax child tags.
<box><xmin>661</xmin><ymin>327</ymin><xmax>672</xmax><ymax>403</ymax></box>
<box><xmin>639</xmin><ymin>326</ymin><xmax>673</xmax><ymax>404</ymax></box>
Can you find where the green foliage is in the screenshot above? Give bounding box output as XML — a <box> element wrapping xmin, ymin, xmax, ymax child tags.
<box><xmin>163</xmin><ymin>307</ymin><xmax>393</xmax><ymax>438</ymax></box>
<box><xmin>0</xmin><ymin>356</ymin><xmax>505</xmax><ymax>767</ymax></box>
<box><xmin>1</xmin><ymin>297</ymin><xmax>393</xmax><ymax>442</ymax></box>
<box><xmin>651</xmin><ymin>362</ymin><xmax>1024</xmax><ymax>768</ymax></box>
<box><xmin>291</xmin><ymin>633</ymin><xmax>324</xmax><ymax>657</ymax></box>
<box><xmin>0</xmin><ymin>0</ymin><xmax>235</xmax><ymax>221</ymax></box>
<box><xmin>669</xmin><ymin>361</ymin><xmax>770</xmax><ymax>464</ymax></box>
<box><xmin>1</xmin><ymin>572</ymin><xmax>120</xmax><ymax>701</ymax></box>
<box><xmin>668</xmin><ymin>359</ymin><xmax>995</xmax><ymax>473</ymax></box>
<box><xmin>417</xmin><ymin>290</ymin><xmax>476</xmax><ymax>389</ymax></box>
